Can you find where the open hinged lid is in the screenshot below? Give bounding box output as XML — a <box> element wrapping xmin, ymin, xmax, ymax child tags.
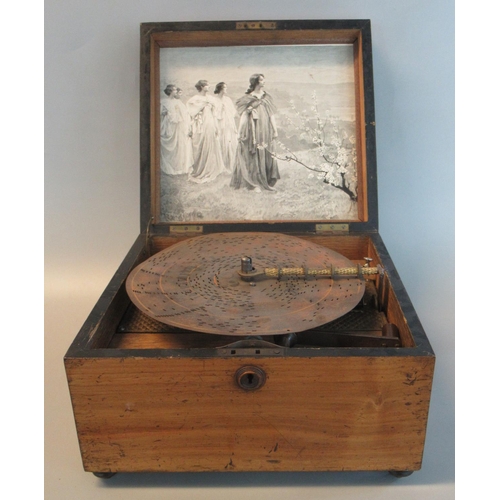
<box><xmin>140</xmin><ymin>20</ymin><xmax>378</xmax><ymax>236</ymax></box>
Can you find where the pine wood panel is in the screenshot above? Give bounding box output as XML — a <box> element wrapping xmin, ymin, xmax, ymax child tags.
<box><xmin>150</xmin><ymin>234</ymin><xmax>371</xmax><ymax>261</ymax></box>
<box><xmin>66</xmin><ymin>355</ymin><xmax>434</xmax><ymax>473</ymax></box>
<box><xmin>152</xmin><ymin>29</ymin><xmax>362</xmax><ymax>48</ymax></box>
<box><xmin>386</xmin><ymin>285</ymin><xmax>415</xmax><ymax>347</ymax></box>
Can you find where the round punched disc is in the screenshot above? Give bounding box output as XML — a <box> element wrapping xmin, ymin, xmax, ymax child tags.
<box><xmin>126</xmin><ymin>232</ymin><xmax>365</xmax><ymax>336</ymax></box>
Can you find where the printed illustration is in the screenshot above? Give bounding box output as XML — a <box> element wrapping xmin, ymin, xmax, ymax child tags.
<box><xmin>158</xmin><ymin>44</ymin><xmax>359</xmax><ymax>222</ymax></box>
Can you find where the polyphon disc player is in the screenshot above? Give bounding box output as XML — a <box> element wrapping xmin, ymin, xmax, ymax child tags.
<box><xmin>64</xmin><ymin>20</ymin><xmax>435</xmax><ymax>479</ymax></box>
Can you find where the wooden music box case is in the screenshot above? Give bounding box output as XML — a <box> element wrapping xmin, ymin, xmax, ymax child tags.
<box><xmin>64</xmin><ymin>20</ymin><xmax>435</xmax><ymax>478</ymax></box>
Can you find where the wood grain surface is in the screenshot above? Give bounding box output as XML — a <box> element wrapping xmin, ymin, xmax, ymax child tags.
<box><xmin>66</xmin><ymin>355</ymin><xmax>434</xmax><ymax>473</ymax></box>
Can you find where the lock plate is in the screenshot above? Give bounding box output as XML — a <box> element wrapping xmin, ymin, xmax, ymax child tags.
<box><xmin>235</xmin><ymin>366</ymin><xmax>267</xmax><ymax>391</ymax></box>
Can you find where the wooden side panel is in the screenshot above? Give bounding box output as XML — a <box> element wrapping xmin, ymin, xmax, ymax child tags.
<box><xmin>386</xmin><ymin>285</ymin><xmax>415</xmax><ymax>347</ymax></box>
<box><xmin>152</xmin><ymin>28</ymin><xmax>362</xmax><ymax>48</ymax></box>
<box><xmin>353</xmin><ymin>36</ymin><xmax>368</xmax><ymax>222</ymax></box>
<box><xmin>151</xmin><ymin>234</ymin><xmax>371</xmax><ymax>261</ymax></box>
<box><xmin>66</xmin><ymin>355</ymin><xmax>434</xmax><ymax>473</ymax></box>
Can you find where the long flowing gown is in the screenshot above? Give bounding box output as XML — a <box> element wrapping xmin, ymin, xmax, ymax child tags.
<box><xmin>186</xmin><ymin>94</ymin><xmax>225</xmax><ymax>183</ymax></box>
<box><xmin>230</xmin><ymin>91</ymin><xmax>280</xmax><ymax>190</ymax></box>
<box><xmin>175</xmin><ymin>99</ymin><xmax>194</xmax><ymax>171</ymax></box>
<box><xmin>160</xmin><ymin>97</ymin><xmax>192</xmax><ymax>175</ymax></box>
<box><xmin>214</xmin><ymin>95</ymin><xmax>238</xmax><ymax>173</ymax></box>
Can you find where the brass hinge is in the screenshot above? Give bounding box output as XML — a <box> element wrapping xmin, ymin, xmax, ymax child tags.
<box><xmin>315</xmin><ymin>223</ymin><xmax>350</xmax><ymax>233</ymax></box>
<box><xmin>236</xmin><ymin>21</ymin><xmax>277</xmax><ymax>30</ymax></box>
<box><xmin>169</xmin><ymin>225</ymin><xmax>203</xmax><ymax>234</ymax></box>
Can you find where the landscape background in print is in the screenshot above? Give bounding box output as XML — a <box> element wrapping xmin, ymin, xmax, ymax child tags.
<box><xmin>159</xmin><ymin>44</ymin><xmax>360</xmax><ymax>223</ymax></box>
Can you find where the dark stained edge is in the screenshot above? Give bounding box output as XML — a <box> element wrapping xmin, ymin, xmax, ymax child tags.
<box><xmin>152</xmin><ymin>222</ymin><xmax>377</xmax><ymax>236</ymax></box>
<box><xmin>140</xmin><ymin>25</ymin><xmax>152</xmax><ymax>233</ymax></box>
<box><xmin>141</xmin><ymin>19</ymin><xmax>372</xmax><ymax>32</ymax></box>
<box><xmin>370</xmin><ymin>232</ymin><xmax>434</xmax><ymax>356</ymax></box>
<box><xmin>64</xmin><ymin>234</ymin><xmax>148</xmax><ymax>358</ymax></box>
<box><xmin>359</xmin><ymin>21</ymin><xmax>379</xmax><ymax>231</ymax></box>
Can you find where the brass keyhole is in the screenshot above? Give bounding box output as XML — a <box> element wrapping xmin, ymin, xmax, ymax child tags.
<box><xmin>235</xmin><ymin>366</ymin><xmax>266</xmax><ymax>391</ymax></box>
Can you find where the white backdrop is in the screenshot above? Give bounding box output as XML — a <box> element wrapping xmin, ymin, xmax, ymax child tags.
<box><xmin>44</xmin><ymin>1</ymin><xmax>455</xmax><ymax>499</ymax></box>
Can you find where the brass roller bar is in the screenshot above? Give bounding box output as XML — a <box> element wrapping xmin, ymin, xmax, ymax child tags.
<box><xmin>263</xmin><ymin>266</ymin><xmax>379</xmax><ymax>279</ymax></box>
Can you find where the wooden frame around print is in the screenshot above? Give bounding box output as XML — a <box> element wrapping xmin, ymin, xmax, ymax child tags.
<box><xmin>140</xmin><ymin>21</ymin><xmax>377</xmax><ymax>231</ymax></box>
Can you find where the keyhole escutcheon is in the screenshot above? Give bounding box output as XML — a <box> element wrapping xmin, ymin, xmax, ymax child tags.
<box><xmin>235</xmin><ymin>366</ymin><xmax>266</xmax><ymax>391</ymax></box>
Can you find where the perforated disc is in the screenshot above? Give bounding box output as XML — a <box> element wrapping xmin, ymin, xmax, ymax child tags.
<box><xmin>126</xmin><ymin>232</ymin><xmax>365</xmax><ymax>336</ymax></box>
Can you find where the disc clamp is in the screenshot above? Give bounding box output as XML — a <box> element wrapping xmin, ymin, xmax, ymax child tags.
<box><xmin>237</xmin><ymin>256</ymin><xmax>381</xmax><ymax>282</ymax></box>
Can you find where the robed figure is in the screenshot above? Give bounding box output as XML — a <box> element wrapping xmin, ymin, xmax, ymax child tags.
<box><xmin>230</xmin><ymin>74</ymin><xmax>280</xmax><ymax>191</ymax></box>
<box><xmin>160</xmin><ymin>85</ymin><xmax>193</xmax><ymax>175</ymax></box>
<box><xmin>186</xmin><ymin>80</ymin><xmax>225</xmax><ymax>183</ymax></box>
<box><xmin>213</xmin><ymin>82</ymin><xmax>238</xmax><ymax>173</ymax></box>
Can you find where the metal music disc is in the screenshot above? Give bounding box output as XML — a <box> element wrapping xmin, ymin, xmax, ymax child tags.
<box><xmin>125</xmin><ymin>232</ymin><xmax>365</xmax><ymax>336</ymax></box>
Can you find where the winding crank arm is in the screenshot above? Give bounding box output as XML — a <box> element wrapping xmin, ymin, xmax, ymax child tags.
<box><xmin>237</xmin><ymin>256</ymin><xmax>383</xmax><ymax>282</ymax></box>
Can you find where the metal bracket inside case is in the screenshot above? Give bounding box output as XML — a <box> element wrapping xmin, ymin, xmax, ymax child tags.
<box><xmin>217</xmin><ymin>339</ymin><xmax>284</xmax><ymax>357</ymax></box>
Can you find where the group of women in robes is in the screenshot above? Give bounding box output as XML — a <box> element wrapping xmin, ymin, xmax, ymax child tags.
<box><xmin>160</xmin><ymin>74</ymin><xmax>280</xmax><ymax>191</ymax></box>
<box><xmin>159</xmin><ymin>84</ymin><xmax>193</xmax><ymax>176</ymax></box>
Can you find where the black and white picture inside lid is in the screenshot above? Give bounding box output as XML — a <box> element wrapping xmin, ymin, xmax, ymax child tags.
<box><xmin>158</xmin><ymin>44</ymin><xmax>360</xmax><ymax>223</ymax></box>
